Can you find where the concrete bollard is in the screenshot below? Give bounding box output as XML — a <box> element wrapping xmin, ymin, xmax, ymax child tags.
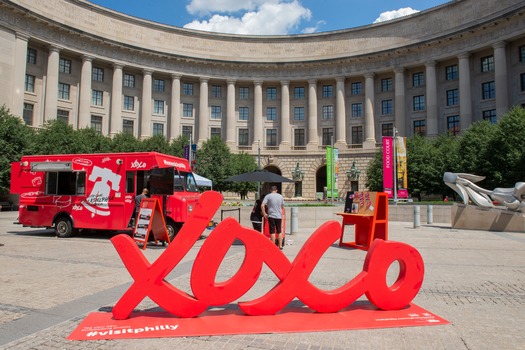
<box><xmin>290</xmin><ymin>207</ymin><xmax>298</xmax><ymax>234</ymax></box>
<box><xmin>413</xmin><ymin>205</ymin><xmax>421</xmax><ymax>228</ymax></box>
<box><xmin>427</xmin><ymin>205</ymin><xmax>433</xmax><ymax>225</ymax></box>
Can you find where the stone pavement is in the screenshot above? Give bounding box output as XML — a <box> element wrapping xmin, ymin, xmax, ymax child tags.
<box><xmin>0</xmin><ymin>209</ymin><xmax>524</xmax><ymax>350</ymax></box>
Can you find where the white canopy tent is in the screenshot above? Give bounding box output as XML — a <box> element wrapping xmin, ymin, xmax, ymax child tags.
<box><xmin>193</xmin><ymin>173</ymin><xmax>213</xmax><ymax>188</ymax></box>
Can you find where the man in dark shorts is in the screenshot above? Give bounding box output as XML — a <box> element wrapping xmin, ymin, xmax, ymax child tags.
<box><xmin>261</xmin><ymin>185</ymin><xmax>285</xmax><ymax>249</ymax></box>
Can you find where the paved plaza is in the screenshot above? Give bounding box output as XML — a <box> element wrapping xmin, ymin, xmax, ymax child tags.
<box><xmin>0</xmin><ymin>208</ymin><xmax>524</xmax><ymax>350</ymax></box>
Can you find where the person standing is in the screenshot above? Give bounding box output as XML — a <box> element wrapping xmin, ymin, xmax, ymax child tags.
<box><xmin>261</xmin><ymin>185</ymin><xmax>285</xmax><ymax>249</ymax></box>
<box><xmin>129</xmin><ymin>188</ymin><xmax>149</xmax><ymax>227</ymax></box>
<box><xmin>250</xmin><ymin>194</ymin><xmax>265</xmax><ymax>232</ymax></box>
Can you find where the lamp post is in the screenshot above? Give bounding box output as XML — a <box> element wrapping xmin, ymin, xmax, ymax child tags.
<box><xmin>257</xmin><ymin>140</ymin><xmax>261</xmax><ymax>199</ymax></box>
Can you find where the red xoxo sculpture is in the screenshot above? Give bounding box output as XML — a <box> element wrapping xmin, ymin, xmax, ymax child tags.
<box><xmin>111</xmin><ymin>191</ymin><xmax>424</xmax><ymax>320</ymax></box>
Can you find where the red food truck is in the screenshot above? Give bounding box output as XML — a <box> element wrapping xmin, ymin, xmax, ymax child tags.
<box><xmin>10</xmin><ymin>152</ymin><xmax>201</xmax><ymax>239</ymax></box>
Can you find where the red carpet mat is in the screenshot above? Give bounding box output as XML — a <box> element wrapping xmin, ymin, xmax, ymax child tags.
<box><xmin>68</xmin><ymin>303</ymin><xmax>449</xmax><ymax>340</ymax></box>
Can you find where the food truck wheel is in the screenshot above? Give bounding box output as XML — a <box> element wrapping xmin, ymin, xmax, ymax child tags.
<box><xmin>55</xmin><ymin>217</ymin><xmax>74</xmax><ymax>238</ymax></box>
<box><xmin>166</xmin><ymin>221</ymin><xmax>182</xmax><ymax>242</ymax></box>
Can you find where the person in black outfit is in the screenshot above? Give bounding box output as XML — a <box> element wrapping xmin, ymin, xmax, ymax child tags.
<box><xmin>250</xmin><ymin>194</ymin><xmax>265</xmax><ymax>232</ymax></box>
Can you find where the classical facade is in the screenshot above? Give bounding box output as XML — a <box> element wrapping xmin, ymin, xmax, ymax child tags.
<box><xmin>1</xmin><ymin>0</ymin><xmax>525</xmax><ymax>199</ymax></box>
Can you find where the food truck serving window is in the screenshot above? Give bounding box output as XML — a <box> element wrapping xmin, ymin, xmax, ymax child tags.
<box><xmin>46</xmin><ymin>171</ymin><xmax>86</xmax><ymax>195</ymax></box>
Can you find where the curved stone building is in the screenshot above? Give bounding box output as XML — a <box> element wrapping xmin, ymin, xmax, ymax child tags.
<box><xmin>1</xmin><ymin>0</ymin><xmax>524</xmax><ymax>199</ymax></box>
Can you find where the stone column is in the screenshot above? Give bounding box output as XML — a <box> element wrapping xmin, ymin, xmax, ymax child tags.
<box><xmin>110</xmin><ymin>63</ymin><xmax>123</xmax><ymax>136</ymax></box>
<box><xmin>425</xmin><ymin>61</ymin><xmax>438</xmax><ymax>137</ymax></box>
<box><xmin>280</xmin><ymin>80</ymin><xmax>291</xmax><ymax>150</ymax></box>
<box><xmin>307</xmin><ymin>79</ymin><xmax>318</xmax><ymax>149</ymax></box>
<box><xmin>363</xmin><ymin>73</ymin><xmax>376</xmax><ymax>148</ymax></box>
<box><xmin>140</xmin><ymin>69</ymin><xmax>152</xmax><ymax>139</ymax></box>
<box><xmin>335</xmin><ymin>77</ymin><xmax>346</xmax><ymax>147</ymax></box>
<box><xmin>226</xmin><ymin>79</ymin><xmax>236</xmax><ymax>149</ymax></box>
<box><xmin>458</xmin><ymin>53</ymin><xmax>472</xmax><ymax>133</ymax></box>
<box><xmin>253</xmin><ymin>81</ymin><xmax>263</xmax><ymax>150</ymax></box>
<box><xmin>169</xmin><ymin>73</ymin><xmax>181</xmax><ymax>141</ymax></box>
<box><xmin>394</xmin><ymin>68</ymin><xmax>406</xmax><ymax>136</ymax></box>
<box><xmin>78</xmin><ymin>55</ymin><xmax>93</xmax><ymax>129</ymax></box>
<box><xmin>198</xmin><ymin>77</ymin><xmax>209</xmax><ymax>144</ymax></box>
<box><xmin>44</xmin><ymin>46</ymin><xmax>60</xmax><ymax>121</ymax></box>
<box><xmin>12</xmin><ymin>32</ymin><xmax>29</xmax><ymax>119</ymax></box>
<box><xmin>493</xmin><ymin>41</ymin><xmax>509</xmax><ymax>119</ymax></box>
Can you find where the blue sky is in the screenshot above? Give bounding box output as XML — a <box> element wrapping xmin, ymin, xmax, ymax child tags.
<box><xmin>88</xmin><ymin>0</ymin><xmax>450</xmax><ymax>35</ymax></box>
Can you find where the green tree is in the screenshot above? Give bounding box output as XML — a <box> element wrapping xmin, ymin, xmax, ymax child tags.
<box><xmin>73</xmin><ymin>127</ymin><xmax>111</xmax><ymax>154</ymax></box>
<box><xmin>27</xmin><ymin>120</ymin><xmax>79</xmax><ymax>155</ymax></box>
<box><xmin>406</xmin><ymin>135</ymin><xmax>442</xmax><ymax>201</ymax></box>
<box><xmin>487</xmin><ymin>106</ymin><xmax>525</xmax><ymax>188</ymax></box>
<box><xmin>0</xmin><ymin>106</ymin><xmax>34</xmax><ymax>195</ymax></box>
<box><xmin>110</xmin><ymin>132</ymin><xmax>141</xmax><ymax>152</ymax></box>
<box><xmin>195</xmin><ymin>137</ymin><xmax>232</xmax><ymax>192</ymax></box>
<box><xmin>169</xmin><ymin>135</ymin><xmax>190</xmax><ymax>158</ymax></box>
<box><xmin>365</xmin><ymin>150</ymin><xmax>383</xmax><ymax>192</ymax></box>
<box><xmin>139</xmin><ymin>134</ymin><xmax>170</xmax><ymax>153</ymax></box>
<box><xmin>229</xmin><ymin>152</ymin><xmax>258</xmax><ymax>199</ymax></box>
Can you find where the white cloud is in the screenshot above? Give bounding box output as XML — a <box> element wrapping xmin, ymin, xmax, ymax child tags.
<box><xmin>186</xmin><ymin>0</ymin><xmax>281</xmax><ymax>16</ymax></box>
<box><xmin>373</xmin><ymin>7</ymin><xmax>419</xmax><ymax>23</ymax></box>
<box><xmin>184</xmin><ymin>0</ymin><xmax>312</xmax><ymax>35</ymax></box>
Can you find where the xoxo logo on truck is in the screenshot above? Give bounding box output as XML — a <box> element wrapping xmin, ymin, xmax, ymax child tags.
<box><xmin>111</xmin><ymin>191</ymin><xmax>425</xmax><ymax>320</ymax></box>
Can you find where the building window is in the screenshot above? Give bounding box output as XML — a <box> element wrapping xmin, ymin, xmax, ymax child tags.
<box><xmin>294</xmin><ymin>129</ymin><xmax>305</xmax><ymax>146</ymax></box>
<box><xmin>92</xmin><ymin>67</ymin><xmax>104</xmax><ymax>82</ymax></box>
<box><xmin>521</xmin><ymin>73</ymin><xmax>525</xmax><ymax>92</ymax></box>
<box><xmin>211</xmin><ymin>127</ymin><xmax>221</xmax><ymax>139</ymax></box>
<box><xmin>239</xmin><ymin>106</ymin><xmax>249</xmax><ymax>121</ymax></box>
<box><xmin>266</xmin><ymin>107</ymin><xmax>277</xmax><ymax>121</ymax></box>
<box><xmin>123</xmin><ymin>119</ymin><xmax>134</xmax><ymax>134</ymax></box>
<box><xmin>382</xmin><ymin>123</ymin><xmax>393</xmax><ymax>137</ymax></box>
<box><xmin>154</xmin><ymin>79</ymin><xmax>165</xmax><ymax>92</ymax></box>
<box><xmin>447</xmin><ymin>115</ymin><xmax>460</xmax><ymax>136</ymax></box>
<box><xmin>58</xmin><ymin>83</ymin><xmax>70</xmax><ymax>100</ymax></box>
<box><xmin>294</xmin><ymin>87</ymin><xmax>305</xmax><ymax>99</ymax></box>
<box><xmin>446</xmin><ymin>65</ymin><xmax>458</xmax><ymax>80</ymax></box>
<box><xmin>182</xmin><ymin>125</ymin><xmax>193</xmax><ymax>139</ymax></box>
<box><xmin>23</xmin><ymin>103</ymin><xmax>33</xmax><ymax>125</ymax></box>
<box><xmin>211</xmin><ymin>106</ymin><xmax>222</xmax><ymax>119</ymax></box>
<box><xmin>124</xmin><ymin>73</ymin><xmax>135</xmax><ymax>88</ymax></box>
<box><xmin>153</xmin><ymin>100</ymin><xmax>164</xmax><ymax>115</ymax></box>
<box><xmin>57</xmin><ymin>109</ymin><xmax>69</xmax><ymax>124</ymax></box>
<box><xmin>322</xmin><ymin>128</ymin><xmax>334</xmax><ymax>146</ymax></box>
<box><xmin>152</xmin><ymin>123</ymin><xmax>164</xmax><ymax>136</ymax></box>
<box><xmin>413</xmin><ymin>95</ymin><xmax>425</xmax><ymax>111</ymax></box>
<box><xmin>351</xmin><ymin>82</ymin><xmax>362</xmax><ymax>95</ymax></box>
<box><xmin>381</xmin><ymin>99</ymin><xmax>393</xmax><ymax>115</ymax></box>
<box><xmin>266</xmin><ymin>87</ymin><xmax>277</xmax><ymax>100</ymax></box>
<box><xmin>123</xmin><ymin>96</ymin><xmax>134</xmax><ymax>111</ymax></box>
<box><xmin>211</xmin><ymin>85</ymin><xmax>221</xmax><ymax>98</ymax></box>
<box><xmin>446</xmin><ymin>89</ymin><xmax>459</xmax><ymax>106</ymax></box>
<box><xmin>381</xmin><ymin>78</ymin><xmax>393</xmax><ymax>92</ymax></box>
<box><xmin>183</xmin><ymin>103</ymin><xmax>193</xmax><ymax>118</ymax></box>
<box><xmin>351</xmin><ymin>126</ymin><xmax>363</xmax><ymax>145</ymax></box>
<box><xmin>482</xmin><ymin>81</ymin><xmax>495</xmax><ymax>99</ymax></box>
<box><xmin>92</xmin><ymin>90</ymin><xmax>103</xmax><ymax>106</ymax></box>
<box><xmin>520</xmin><ymin>45</ymin><xmax>525</xmax><ymax>62</ymax></box>
<box><xmin>412</xmin><ymin>72</ymin><xmax>425</xmax><ymax>87</ymax></box>
<box><xmin>91</xmin><ymin>115</ymin><xmax>102</xmax><ymax>133</ymax></box>
<box><xmin>183</xmin><ymin>83</ymin><xmax>193</xmax><ymax>95</ymax></box>
<box><xmin>238</xmin><ymin>128</ymin><xmax>249</xmax><ymax>146</ymax></box>
<box><xmin>59</xmin><ymin>58</ymin><xmax>71</xmax><ymax>74</ymax></box>
<box><xmin>239</xmin><ymin>87</ymin><xmax>249</xmax><ymax>99</ymax></box>
<box><xmin>322</xmin><ymin>105</ymin><xmax>333</xmax><ymax>120</ymax></box>
<box><xmin>266</xmin><ymin>129</ymin><xmax>277</xmax><ymax>146</ymax></box>
<box><xmin>25</xmin><ymin>74</ymin><xmax>35</xmax><ymax>92</ymax></box>
<box><xmin>482</xmin><ymin>109</ymin><xmax>497</xmax><ymax>124</ymax></box>
<box><xmin>351</xmin><ymin>103</ymin><xmax>362</xmax><ymax>117</ymax></box>
<box><xmin>27</xmin><ymin>48</ymin><xmax>37</xmax><ymax>64</ymax></box>
<box><xmin>322</xmin><ymin>85</ymin><xmax>333</xmax><ymax>98</ymax></box>
<box><xmin>413</xmin><ymin>120</ymin><xmax>426</xmax><ymax>136</ymax></box>
<box><xmin>481</xmin><ymin>55</ymin><xmax>494</xmax><ymax>72</ymax></box>
<box><xmin>294</xmin><ymin>107</ymin><xmax>305</xmax><ymax>121</ymax></box>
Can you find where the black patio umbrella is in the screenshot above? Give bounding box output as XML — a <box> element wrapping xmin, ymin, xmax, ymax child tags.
<box><xmin>223</xmin><ymin>170</ymin><xmax>294</xmax><ymax>183</ymax></box>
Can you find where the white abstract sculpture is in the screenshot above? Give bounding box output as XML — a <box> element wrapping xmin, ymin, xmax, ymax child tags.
<box><xmin>443</xmin><ymin>172</ymin><xmax>525</xmax><ymax>212</ymax></box>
